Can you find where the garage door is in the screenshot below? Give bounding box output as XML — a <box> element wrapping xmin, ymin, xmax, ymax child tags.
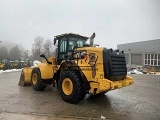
<box><xmin>131</xmin><ymin>54</ymin><xmax>142</xmax><ymax>65</ymax></box>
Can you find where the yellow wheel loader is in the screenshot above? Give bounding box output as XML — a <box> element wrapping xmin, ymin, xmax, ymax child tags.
<box><xmin>19</xmin><ymin>33</ymin><xmax>134</xmax><ymax>104</ymax></box>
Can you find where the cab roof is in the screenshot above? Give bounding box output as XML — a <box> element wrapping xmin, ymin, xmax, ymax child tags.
<box><xmin>54</xmin><ymin>33</ymin><xmax>89</xmax><ymax>40</ymax></box>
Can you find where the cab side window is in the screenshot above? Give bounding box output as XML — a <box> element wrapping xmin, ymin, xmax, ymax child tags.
<box><xmin>60</xmin><ymin>40</ymin><xmax>67</xmax><ymax>52</ymax></box>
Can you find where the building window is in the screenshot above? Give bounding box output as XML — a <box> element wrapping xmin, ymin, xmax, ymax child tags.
<box><xmin>145</xmin><ymin>54</ymin><xmax>147</xmax><ymax>59</ymax></box>
<box><xmin>155</xmin><ymin>54</ymin><xmax>157</xmax><ymax>59</ymax></box>
<box><xmin>151</xmin><ymin>54</ymin><xmax>154</xmax><ymax>59</ymax></box>
<box><xmin>158</xmin><ymin>54</ymin><xmax>160</xmax><ymax>59</ymax></box>
<box><xmin>144</xmin><ymin>54</ymin><xmax>160</xmax><ymax>66</ymax></box>
<box><xmin>148</xmin><ymin>54</ymin><xmax>150</xmax><ymax>59</ymax></box>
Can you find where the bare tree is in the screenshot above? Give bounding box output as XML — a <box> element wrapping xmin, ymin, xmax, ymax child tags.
<box><xmin>21</xmin><ymin>50</ymin><xmax>29</xmax><ymax>60</ymax></box>
<box><xmin>32</xmin><ymin>36</ymin><xmax>44</xmax><ymax>60</ymax></box>
<box><xmin>43</xmin><ymin>39</ymin><xmax>53</xmax><ymax>57</ymax></box>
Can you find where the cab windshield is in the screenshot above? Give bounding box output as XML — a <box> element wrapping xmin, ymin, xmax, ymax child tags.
<box><xmin>68</xmin><ymin>37</ymin><xmax>86</xmax><ymax>50</ymax></box>
<box><xmin>59</xmin><ymin>36</ymin><xmax>87</xmax><ymax>52</ymax></box>
<box><xmin>57</xmin><ymin>36</ymin><xmax>87</xmax><ymax>64</ymax></box>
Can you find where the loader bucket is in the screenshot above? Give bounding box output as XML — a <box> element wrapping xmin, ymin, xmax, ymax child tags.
<box><xmin>18</xmin><ymin>68</ymin><xmax>33</xmax><ymax>86</ymax></box>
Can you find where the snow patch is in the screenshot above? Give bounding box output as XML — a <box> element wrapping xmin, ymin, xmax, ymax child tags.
<box><xmin>0</xmin><ymin>69</ymin><xmax>22</xmax><ymax>74</ymax></box>
<box><xmin>127</xmin><ymin>69</ymin><xmax>143</xmax><ymax>74</ymax></box>
<box><xmin>32</xmin><ymin>60</ymin><xmax>41</xmax><ymax>67</ymax></box>
<box><xmin>0</xmin><ymin>70</ymin><xmax>3</xmax><ymax>74</ymax></box>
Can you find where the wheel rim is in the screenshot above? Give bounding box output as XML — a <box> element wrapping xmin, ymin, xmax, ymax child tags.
<box><xmin>62</xmin><ymin>78</ymin><xmax>73</xmax><ymax>95</ymax></box>
<box><xmin>32</xmin><ymin>73</ymin><xmax>37</xmax><ymax>85</ymax></box>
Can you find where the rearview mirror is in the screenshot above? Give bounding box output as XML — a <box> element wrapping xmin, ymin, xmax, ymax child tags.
<box><xmin>40</xmin><ymin>54</ymin><xmax>45</xmax><ymax>58</ymax></box>
<box><xmin>40</xmin><ymin>54</ymin><xmax>52</xmax><ymax>64</ymax></box>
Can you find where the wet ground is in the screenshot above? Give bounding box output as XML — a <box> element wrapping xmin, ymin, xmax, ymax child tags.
<box><xmin>0</xmin><ymin>71</ymin><xmax>160</xmax><ymax>120</ymax></box>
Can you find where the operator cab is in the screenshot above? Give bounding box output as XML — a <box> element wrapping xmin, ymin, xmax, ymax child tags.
<box><xmin>54</xmin><ymin>33</ymin><xmax>88</xmax><ymax>64</ymax></box>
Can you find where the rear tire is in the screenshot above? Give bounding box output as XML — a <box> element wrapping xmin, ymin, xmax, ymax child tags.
<box><xmin>31</xmin><ymin>68</ymin><xmax>47</xmax><ymax>91</ymax></box>
<box><xmin>58</xmin><ymin>71</ymin><xmax>86</xmax><ymax>104</ymax></box>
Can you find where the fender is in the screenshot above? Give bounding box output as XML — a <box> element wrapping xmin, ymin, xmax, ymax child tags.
<box><xmin>57</xmin><ymin>61</ymin><xmax>90</xmax><ymax>91</ymax></box>
<box><xmin>38</xmin><ymin>63</ymin><xmax>54</xmax><ymax>79</ymax></box>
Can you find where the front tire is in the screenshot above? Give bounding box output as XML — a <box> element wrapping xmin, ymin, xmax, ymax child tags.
<box><xmin>58</xmin><ymin>71</ymin><xmax>86</xmax><ymax>104</ymax></box>
<box><xmin>31</xmin><ymin>68</ymin><xmax>47</xmax><ymax>91</ymax></box>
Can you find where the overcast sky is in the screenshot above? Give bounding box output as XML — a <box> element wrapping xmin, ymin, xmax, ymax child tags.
<box><xmin>0</xmin><ymin>0</ymin><xmax>160</xmax><ymax>51</ymax></box>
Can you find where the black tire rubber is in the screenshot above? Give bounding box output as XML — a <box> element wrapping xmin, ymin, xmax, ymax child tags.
<box><xmin>58</xmin><ymin>71</ymin><xmax>86</xmax><ymax>104</ymax></box>
<box><xmin>31</xmin><ymin>68</ymin><xmax>47</xmax><ymax>91</ymax></box>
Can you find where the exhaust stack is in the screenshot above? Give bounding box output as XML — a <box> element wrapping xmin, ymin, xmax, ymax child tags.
<box><xmin>90</xmin><ymin>32</ymin><xmax>96</xmax><ymax>46</ymax></box>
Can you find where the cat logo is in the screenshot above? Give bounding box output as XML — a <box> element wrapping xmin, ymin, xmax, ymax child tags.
<box><xmin>88</xmin><ymin>53</ymin><xmax>98</xmax><ymax>66</ymax></box>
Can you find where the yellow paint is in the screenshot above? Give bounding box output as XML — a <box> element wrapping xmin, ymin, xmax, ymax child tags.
<box><xmin>89</xmin><ymin>82</ymin><xmax>99</xmax><ymax>94</ymax></box>
<box><xmin>38</xmin><ymin>63</ymin><xmax>54</xmax><ymax>79</ymax></box>
<box><xmin>21</xmin><ymin>38</ymin><xmax>134</xmax><ymax>95</ymax></box>
<box><xmin>32</xmin><ymin>73</ymin><xmax>38</xmax><ymax>85</ymax></box>
<box><xmin>22</xmin><ymin>56</ymin><xmax>56</xmax><ymax>84</ymax></box>
<box><xmin>38</xmin><ymin>56</ymin><xmax>56</xmax><ymax>79</ymax></box>
<box><xmin>62</xmin><ymin>78</ymin><xmax>73</xmax><ymax>95</ymax></box>
<box><xmin>0</xmin><ymin>63</ymin><xmax>5</xmax><ymax>68</ymax></box>
<box><xmin>22</xmin><ymin>68</ymin><xmax>33</xmax><ymax>83</ymax></box>
<box><xmin>89</xmin><ymin>76</ymin><xmax>134</xmax><ymax>94</ymax></box>
<box><xmin>75</xmin><ymin>47</ymin><xmax>134</xmax><ymax>94</ymax></box>
<box><xmin>76</xmin><ymin>47</ymin><xmax>104</xmax><ymax>82</ymax></box>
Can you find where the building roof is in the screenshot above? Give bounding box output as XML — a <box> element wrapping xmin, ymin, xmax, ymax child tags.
<box><xmin>117</xmin><ymin>39</ymin><xmax>160</xmax><ymax>54</ymax></box>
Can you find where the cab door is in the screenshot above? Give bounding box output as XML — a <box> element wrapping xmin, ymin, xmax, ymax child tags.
<box><xmin>57</xmin><ymin>39</ymin><xmax>68</xmax><ymax>64</ymax></box>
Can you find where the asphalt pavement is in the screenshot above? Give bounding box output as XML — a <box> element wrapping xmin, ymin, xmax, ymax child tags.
<box><xmin>0</xmin><ymin>71</ymin><xmax>160</xmax><ymax>120</ymax></box>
